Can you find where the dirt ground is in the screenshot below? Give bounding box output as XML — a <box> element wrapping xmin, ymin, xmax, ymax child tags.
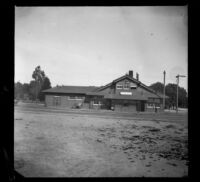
<box><xmin>14</xmin><ymin>105</ymin><xmax>188</xmax><ymax>177</ymax></box>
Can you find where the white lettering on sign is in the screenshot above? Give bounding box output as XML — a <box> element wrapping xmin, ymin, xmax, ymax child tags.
<box><xmin>120</xmin><ymin>92</ymin><xmax>132</xmax><ymax>95</ymax></box>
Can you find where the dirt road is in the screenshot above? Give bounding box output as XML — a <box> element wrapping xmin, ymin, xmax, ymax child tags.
<box><xmin>14</xmin><ymin>105</ymin><xmax>188</xmax><ymax>177</ymax></box>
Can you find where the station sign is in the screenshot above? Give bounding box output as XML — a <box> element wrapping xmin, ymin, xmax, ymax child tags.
<box><xmin>120</xmin><ymin>92</ymin><xmax>132</xmax><ymax>95</ymax></box>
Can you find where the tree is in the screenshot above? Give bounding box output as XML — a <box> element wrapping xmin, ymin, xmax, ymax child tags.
<box><xmin>22</xmin><ymin>83</ymin><xmax>30</xmax><ymax>94</ymax></box>
<box><xmin>175</xmin><ymin>86</ymin><xmax>187</xmax><ymax>108</ymax></box>
<box><xmin>165</xmin><ymin>83</ymin><xmax>176</xmax><ymax>109</ymax></box>
<box><xmin>15</xmin><ymin>82</ymin><xmax>23</xmax><ymax>99</ymax></box>
<box><xmin>15</xmin><ymin>82</ymin><xmax>31</xmax><ymax>100</ymax></box>
<box><xmin>149</xmin><ymin>82</ymin><xmax>170</xmax><ymax>108</ymax></box>
<box><xmin>14</xmin><ymin>66</ymin><xmax>52</xmax><ymax>102</ymax></box>
<box><xmin>32</xmin><ymin>66</ymin><xmax>46</xmax><ymax>102</ymax></box>
<box><xmin>38</xmin><ymin>77</ymin><xmax>51</xmax><ymax>101</ymax></box>
<box><xmin>29</xmin><ymin>80</ymin><xmax>37</xmax><ymax>100</ymax></box>
<box><xmin>149</xmin><ymin>82</ymin><xmax>188</xmax><ymax>108</ymax></box>
<box><xmin>31</xmin><ymin>66</ymin><xmax>52</xmax><ymax>102</ymax></box>
<box><xmin>165</xmin><ymin>83</ymin><xmax>187</xmax><ymax>108</ymax></box>
<box><xmin>149</xmin><ymin>82</ymin><xmax>164</xmax><ymax>94</ymax></box>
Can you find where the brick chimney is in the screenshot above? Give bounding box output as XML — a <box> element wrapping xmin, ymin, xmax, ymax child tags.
<box><xmin>136</xmin><ymin>73</ymin><xmax>139</xmax><ymax>81</ymax></box>
<box><xmin>129</xmin><ymin>70</ymin><xmax>133</xmax><ymax>78</ymax></box>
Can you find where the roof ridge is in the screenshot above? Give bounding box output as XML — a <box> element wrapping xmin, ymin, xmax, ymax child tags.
<box><xmin>97</xmin><ymin>74</ymin><xmax>141</xmax><ymax>91</ymax></box>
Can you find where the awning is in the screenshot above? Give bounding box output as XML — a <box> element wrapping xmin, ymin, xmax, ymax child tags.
<box><xmin>104</xmin><ymin>93</ymin><xmax>148</xmax><ymax>101</ymax></box>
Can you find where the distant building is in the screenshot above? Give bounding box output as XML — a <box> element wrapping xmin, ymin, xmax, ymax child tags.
<box><xmin>43</xmin><ymin>70</ymin><xmax>168</xmax><ymax>112</ymax></box>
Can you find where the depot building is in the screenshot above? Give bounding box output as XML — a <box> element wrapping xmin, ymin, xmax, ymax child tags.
<box><xmin>43</xmin><ymin>71</ymin><xmax>167</xmax><ymax>112</ymax></box>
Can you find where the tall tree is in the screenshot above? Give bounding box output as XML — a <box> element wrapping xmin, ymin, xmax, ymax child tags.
<box><xmin>38</xmin><ymin>77</ymin><xmax>51</xmax><ymax>101</ymax></box>
<box><xmin>32</xmin><ymin>66</ymin><xmax>46</xmax><ymax>102</ymax></box>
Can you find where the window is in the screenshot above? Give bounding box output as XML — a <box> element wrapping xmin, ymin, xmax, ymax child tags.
<box><xmin>68</xmin><ymin>96</ymin><xmax>84</xmax><ymax>100</ymax></box>
<box><xmin>130</xmin><ymin>83</ymin><xmax>137</xmax><ymax>89</ymax></box>
<box><xmin>131</xmin><ymin>87</ymin><xmax>136</xmax><ymax>89</ymax></box>
<box><xmin>69</xmin><ymin>96</ymin><xmax>76</xmax><ymax>100</ymax></box>
<box><xmin>124</xmin><ymin>81</ymin><xmax>130</xmax><ymax>89</ymax></box>
<box><xmin>76</xmin><ymin>96</ymin><xmax>84</xmax><ymax>100</ymax></box>
<box><xmin>124</xmin><ymin>84</ymin><xmax>129</xmax><ymax>89</ymax></box>
<box><xmin>147</xmin><ymin>103</ymin><xmax>154</xmax><ymax>108</ymax></box>
<box><xmin>93</xmin><ymin>100</ymin><xmax>101</xmax><ymax>105</ymax></box>
<box><xmin>116</xmin><ymin>85</ymin><xmax>123</xmax><ymax>89</ymax></box>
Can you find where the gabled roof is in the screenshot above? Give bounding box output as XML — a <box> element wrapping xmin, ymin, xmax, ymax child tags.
<box><xmin>42</xmin><ymin>86</ymin><xmax>98</xmax><ymax>94</ymax></box>
<box><xmin>96</xmin><ymin>74</ymin><xmax>160</xmax><ymax>98</ymax></box>
<box><xmin>95</xmin><ymin>75</ymin><xmax>138</xmax><ymax>91</ymax></box>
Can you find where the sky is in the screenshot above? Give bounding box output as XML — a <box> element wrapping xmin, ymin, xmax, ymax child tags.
<box><xmin>15</xmin><ymin>6</ymin><xmax>188</xmax><ymax>91</ymax></box>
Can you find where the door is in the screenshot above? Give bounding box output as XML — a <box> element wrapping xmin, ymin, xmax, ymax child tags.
<box><xmin>136</xmin><ymin>101</ymin><xmax>145</xmax><ymax>112</ymax></box>
<box><xmin>136</xmin><ymin>101</ymin><xmax>140</xmax><ymax>112</ymax></box>
<box><xmin>141</xmin><ymin>101</ymin><xmax>145</xmax><ymax>112</ymax></box>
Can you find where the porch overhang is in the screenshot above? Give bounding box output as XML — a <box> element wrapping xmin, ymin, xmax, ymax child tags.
<box><xmin>104</xmin><ymin>93</ymin><xmax>148</xmax><ymax>101</ymax></box>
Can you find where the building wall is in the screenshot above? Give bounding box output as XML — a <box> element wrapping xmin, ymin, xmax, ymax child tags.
<box><xmin>146</xmin><ymin>107</ymin><xmax>163</xmax><ymax>112</ymax></box>
<box><xmin>89</xmin><ymin>104</ymin><xmax>102</xmax><ymax>110</ymax></box>
<box><xmin>82</xmin><ymin>103</ymin><xmax>90</xmax><ymax>109</ymax></box>
<box><xmin>45</xmin><ymin>95</ymin><xmax>54</xmax><ymax>106</ymax></box>
<box><xmin>114</xmin><ymin>104</ymin><xmax>137</xmax><ymax>112</ymax></box>
<box><xmin>111</xmin><ymin>99</ymin><xmax>138</xmax><ymax>112</ymax></box>
<box><xmin>45</xmin><ymin>94</ymin><xmax>85</xmax><ymax>108</ymax></box>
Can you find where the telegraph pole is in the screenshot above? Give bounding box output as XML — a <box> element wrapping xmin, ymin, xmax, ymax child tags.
<box><xmin>176</xmin><ymin>74</ymin><xmax>186</xmax><ymax>113</ymax></box>
<box><xmin>163</xmin><ymin>71</ymin><xmax>166</xmax><ymax>111</ymax></box>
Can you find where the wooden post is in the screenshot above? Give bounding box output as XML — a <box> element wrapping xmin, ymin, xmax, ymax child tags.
<box><xmin>163</xmin><ymin>70</ymin><xmax>166</xmax><ymax>110</ymax></box>
<box><xmin>176</xmin><ymin>75</ymin><xmax>179</xmax><ymax>113</ymax></box>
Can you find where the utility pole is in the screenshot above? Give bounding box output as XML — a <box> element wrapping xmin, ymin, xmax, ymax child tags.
<box><xmin>163</xmin><ymin>71</ymin><xmax>166</xmax><ymax>111</ymax></box>
<box><xmin>176</xmin><ymin>74</ymin><xmax>186</xmax><ymax>113</ymax></box>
